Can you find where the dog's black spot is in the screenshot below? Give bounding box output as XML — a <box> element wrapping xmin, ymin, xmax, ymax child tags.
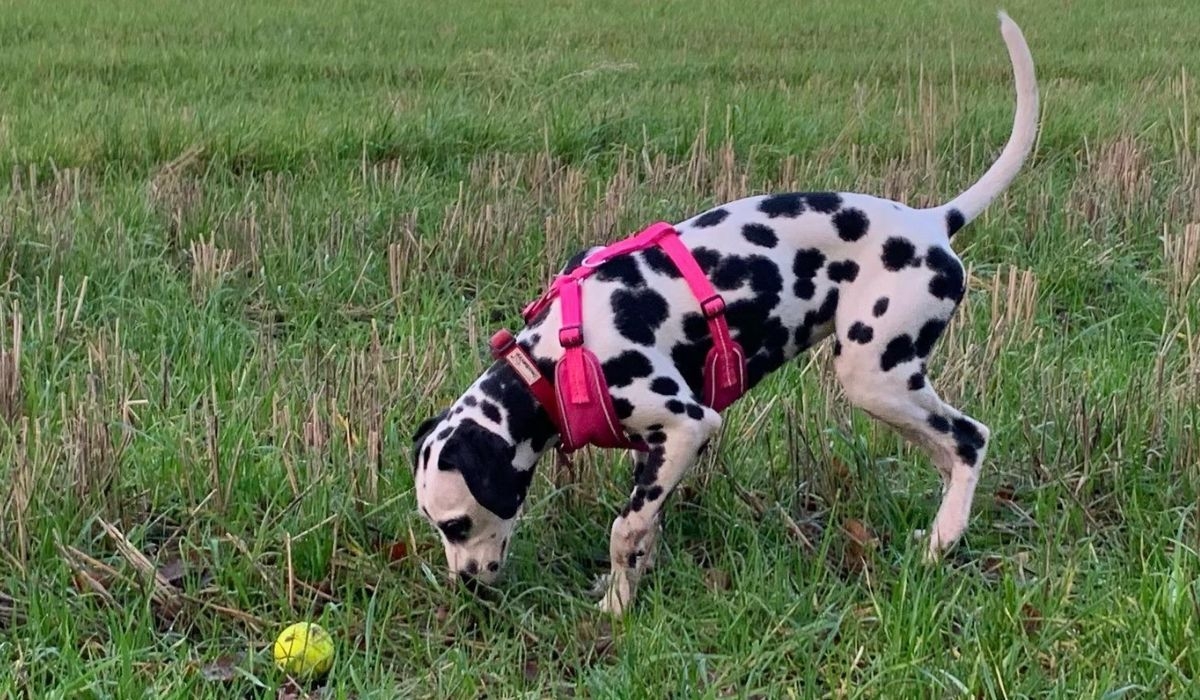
<box><xmin>746</xmin><ymin>316</ymin><xmax>791</xmax><ymax>387</ymax></box>
<box><xmin>640</xmin><ymin>247</ymin><xmax>682</xmax><ymax>278</ymax></box>
<box><xmin>650</xmin><ymin>377</ymin><xmax>679</xmax><ymax>396</ymax></box>
<box><xmin>792</xmin><ymin>248</ymin><xmax>826</xmax><ymax>300</ymax></box>
<box><xmin>646</xmin><ymin>485</ymin><xmax>664</xmax><ymax>502</ymax></box>
<box><xmin>559</xmin><ymin>247</ymin><xmax>592</xmax><ymax>275</ymax></box>
<box><xmin>594</xmin><ymin>255</ymin><xmax>645</xmax><ymax>287</ymax></box>
<box><xmin>832</xmin><ymin>208</ymin><xmax>869</xmax><ymax>241</ymax></box>
<box><xmin>436</xmin><ymin>426</ymin><xmax>453</xmax><ymax>441</ymax></box>
<box><xmin>438</xmin><ymin>419</ymin><xmax>529</xmax><ymax>519</ymax></box>
<box><xmin>437</xmin><ymin>516</ymin><xmax>473</xmax><ymax>544</ymax></box>
<box><xmin>421</xmin><ymin>444</ymin><xmax>432</xmax><ymax>469</ymax></box>
<box><xmin>486</xmin><ymin>561</ymin><xmax>500</xmax><ymax>573</ymax></box>
<box><xmin>647</xmin><ymin>423</ymin><xmax>663</xmax><ymax>431</ymax></box>
<box><xmin>915</xmin><ymin>319</ymin><xmax>947</xmax><ymax>358</ymax></box>
<box><xmin>683</xmin><ymin>313</ymin><xmax>710</xmax><ymax>343</ymax></box>
<box><xmin>636</xmin><ymin>447</ymin><xmax>667</xmax><ymax>485</ymax></box>
<box><xmin>805</xmin><ymin>192</ymin><xmax>843</xmax><ymax>213</ymax></box>
<box><xmin>462</xmin><ymin>396</ymin><xmax>477</xmax><ymax>407</ymax></box>
<box><xmin>695</xmin><ymin>208</ymin><xmax>730</xmax><ymax>228</ymax></box>
<box><xmin>500</xmin><ymin>538</ymin><xmax>508</xmax><ymax>555</ymax></box>
<box><xmin>747</xmin><ymin>256</ymin><xmax>784</xmax><ymax>296</ymax></box>
<box><xmin>535</xmin><ymin>358</ymin><xmax>557</xmax><ymax>383</ymax></box>
<box><xmin>666</xmin><ymin>399</ymin><xmax>686</xmax><ymax>414</ymax></box>
<box><xmin>946</xmin><ymin>208</ymin><xmax>966</xmax><ymax>237</ymax></box>
<box><xmin>873</xmin><ymin>297</ymin><xmax>890</xmax><ymax>317</ymax></box>
<box><xmin>612</xmin><ymin>288</ymin><xmax>669</xmax><ymax>345</ymax></box>
<box><xmin>951</xmin><ymin>417</ymin><xmax>986</xmax><ymax>464</ymax></box>
<box><xmin>692</xmin><ymin>247</ymin><xmax>721</xmax><ymax>274</ymax></box>
<box><xmin>671</xmin><ymin>341</ymin><xmax>710</xmax><ymax>398</ymax></box>
<box><xmin>882</xmin><ymin>237</ymin><xmax>917</xmax><ymax>271</ymax></box>
<box><xmin>713</xmin><ymin>255</ymin><xmax>750</xmax><ymax>290</ymax></box>
<box><xmin>908</xmin><ymin>372</ymin><xmax>926</xmax><ymax>390</ymax></box>
<box><xmin>463</xmin><ymin>559</ymin><xmax>479</xmax><ymax>576</ymax></box>
<box><xmin>613</xmin><ymin>397</ymin><xmax>635</xmax><ymax>420</ymax></box>
<box><xmin>480</xmin><ymin>401</ymin><xmax>502</xmax><ymax>424</ymax></box>
<box><xmin>926</xmin><ymin>247</ymin><xmax>965</xmax><ymax>302</ymax></box>
<box><xmin>646</xmin><ymin>431</ymin><xmax>667</xmax><ymax>445</ymax></box>
<box><xmin>685</xmin><ymin>403</ymin><xmax>705</xmax><ymax>420</ymax></box>
<box><xmin>793</xmin><ymin>322</ymin><xmax>812</xmax><ymax>351</ymax></box>
<box><xmin>476</xmin><ymin>360</ymin><xmax>559</xmax><ymax>455</ymax></box>
<box><xmin>626</xmin><ymin>551</ymin><xmax>641</xmax><ymax>567</ymax></box>
<box><xmin>759</xmin><ymin>193</ymin><xmax>806</xmax><ymax>218</ymax></box>
<box><xmin>927</xmin><ymin>414</ymin><xmax>951</xmax><ymax>433</ymax></box>
<box><xmin>880</xmin><ymin>334</ymin><xmax>915</xmax><ymax>372</ymax></box>
<box><xmin>847</xmin><ymin>322</ymin><xmax>874</xmax><ymax>344</ymax></box>
<box><xmin>810</xmin><ymin>287</ymin><xmax>839</xmax><ymax>327</ymax></box>
<box><xmin>827</xmin><ymin>260</ymin><xmax>860</xmax><ymax>283</ymax></box>
<box><xmin>602</xmin><ymin>350</ymin><xmax>654</xmax><ymax>387</ymax></box>
<box><xmin>743</xmin><ymin>223</ymin><xmax>778</xmax><ymax>248</ymax></box>
<box><xmin>832</xmin><ymin>339</ymin><xmax>843</xmax><ymax>356</ymax></box>
<box><xmin>629</xmin><ymin>489</ymin><xmax>647</xmax><ymax>514</ymax></box>
<box><xmin>792</xmin><ymin>249</ymin><xmax>826</xmax><ymax>278</ymax></box>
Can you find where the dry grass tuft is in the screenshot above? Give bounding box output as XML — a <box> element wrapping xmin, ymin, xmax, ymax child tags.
<box><xmin>2</xmin><ymin>418</ymin><xmax>33</xmax><ymax>567</ymax></box>
<box><xmin>1163</xmin><ymin>222</ymin><xmax>1200</xmax><ymax>311</ymax></box>
<box><xmin>1068</xmin><ymin>135</ymin><xmax>1153</xmax><ymax>239</ymax></box>
<box><xmin>0</xmin><ymin>305</ymin><xmax>22</xmax><ymax>425</ymax></box>
<box><xmin>188</xmin><ymin>234</ymin><xmax>236</xmax><ymax>302</ymax></box>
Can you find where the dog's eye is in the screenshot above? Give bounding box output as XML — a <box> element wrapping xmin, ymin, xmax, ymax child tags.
<box><xmin>437</xmin><ymin>516</ymin><xmax>472</xmax><ymax>544</ymax></box>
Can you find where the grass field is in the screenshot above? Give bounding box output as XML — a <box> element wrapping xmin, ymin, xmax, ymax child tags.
<box><xmin>2</xmin><ymin>0</ymin><xmax>1200</xmax><ymax>696</ymax></box>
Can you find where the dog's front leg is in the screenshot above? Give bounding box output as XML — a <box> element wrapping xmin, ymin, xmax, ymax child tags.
<box><xmin>599</xmin><ymin>408</ymin><xmax>721</xmax><ymax>615</ymax></box>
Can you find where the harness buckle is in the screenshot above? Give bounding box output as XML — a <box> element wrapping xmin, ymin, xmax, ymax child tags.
<box><xmin>489</xmin><ymin>328</ymin><xmax>517</xmax><ymax>358</ymax></box>
<box><xmin>700</xmin><ymin>294</ymin><xmax>726</xmax><ymax>319</ymax></box>
<box><xmin>559</xmin><ymin>325</ymin><xmax>584</xmax><ymax>348</ymax></box>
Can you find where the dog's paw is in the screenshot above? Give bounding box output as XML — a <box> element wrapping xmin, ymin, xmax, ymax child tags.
<box><xmin>596</xmin><ymin>572</ymin><xmax>635</xmax><ymax>615</ymax></box>
<box><xmin>598</xmin><ymin>585</ymin><xmax>630</xmax><ymax>616</ymax></box>
<box><xmin>910</xmin><ymin>529</ymin><xmax>940</xmax><ymax>564</ymax></box>
<box><xmin>587</xmin><ymin>574</ymin><xmax>611</xmax><ymax>599</ymax></box>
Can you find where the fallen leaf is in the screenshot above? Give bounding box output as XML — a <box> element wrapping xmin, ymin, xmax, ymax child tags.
<box><xmin>200</xmin><ymin>653</ymin><xmax>244</xmax><ymax>683</ymax></box>
<box><xmin>841</xmin><ymin>519</ymin><xmax>877</xmax><ymax>574</ymax></box>
<box><xmin>842</xmin><ymin>519</ymin><xmax>875</xmax><ymax>546</ymax></box>
<box><xmin>994</xmin><ymin>483</ymin><xmax>1017</xmax><ymax>504</ymax></box>
<box><xmin>435</xmin><ymin>605</ymin><xmax>449</xmax><ymax>624</ymax></box>
<box><xmin>386</xmin><ymin>541</ymin><xmax>409</xmax><ymax>563</ymax></box>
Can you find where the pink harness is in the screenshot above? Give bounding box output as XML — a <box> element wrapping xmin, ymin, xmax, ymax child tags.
<box><xmin>489</xmin><ymin>222</ymin><xmax>747</xmax><ymax>454</ymax></box>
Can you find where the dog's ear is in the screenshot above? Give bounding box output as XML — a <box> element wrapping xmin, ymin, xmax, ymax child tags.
<box><xmin>438</xmin><ymin>419</ymin><xmax>529</xmax><ymax>520</ymax></box>
<box><xmin>411</xmin><ymin>409</ymin><xmax>449</xmax><ymax>472</ymax></box>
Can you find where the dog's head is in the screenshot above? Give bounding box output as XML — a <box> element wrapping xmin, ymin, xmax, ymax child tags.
<box><xmin>410</xmin><ymin>409</ymin><xmax>535</xmax><ymax>586</ymax></box>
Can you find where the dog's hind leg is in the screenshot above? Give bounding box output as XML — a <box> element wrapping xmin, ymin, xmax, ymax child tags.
<box><xmin>598</xmin><ymin>399</ymin><xmax>722</xmax><ymax>615</ymax></box>
<box><xmin>831</xmin><ymin>248</ymin><xmax>989</xmax><ymax>558</ymax></box>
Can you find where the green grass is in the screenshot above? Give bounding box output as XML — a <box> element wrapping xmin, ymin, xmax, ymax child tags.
<box><xmin>2</xmin><ymin>0</ymin><xmax>1199</xmax><ymax>697</ymax></box>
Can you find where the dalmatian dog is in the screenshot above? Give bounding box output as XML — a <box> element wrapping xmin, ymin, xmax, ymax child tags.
<box><xmin>411</xmin><ymin>12</ymin><xmax>1038</xmax><ymax>614</ymax></box>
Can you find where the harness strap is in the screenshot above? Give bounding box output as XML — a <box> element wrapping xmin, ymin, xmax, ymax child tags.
<box><xmin>656</xmin><ymin>231</ymin><xmax>742</xmax><ymax>395</ymax></box>
<box><xmin>488</xmin><ymin>329</ymin><xmax>562</xmax><ymax>432</ymax></box>
<box><xmin>496</xmin><ymin>221</ymin><xmax>748</xmax><ymax>452</ymax></box>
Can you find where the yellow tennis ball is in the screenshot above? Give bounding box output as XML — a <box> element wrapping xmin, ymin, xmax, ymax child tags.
<box><xmin>273</xmin><ymin>622</ymin><xmax>335</xmax><ymax>677</ymax></box>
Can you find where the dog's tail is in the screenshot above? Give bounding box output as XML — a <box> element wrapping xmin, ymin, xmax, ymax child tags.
<box><xmin>933</xmin><ymin>11</ymin><xmax>1039</xmax><ymax>237</ymax></box>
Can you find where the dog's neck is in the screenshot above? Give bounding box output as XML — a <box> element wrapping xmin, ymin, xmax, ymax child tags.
<box><xmin>460</xmin><ymin>360</ymin><xmax>561</xmax><ymax>469</ymax></box>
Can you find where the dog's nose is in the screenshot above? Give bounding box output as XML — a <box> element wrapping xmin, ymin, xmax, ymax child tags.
<box><xmin>459</xmin><ymin>571</ymin><xmax>484</xmax><ymax>594</ymax></box>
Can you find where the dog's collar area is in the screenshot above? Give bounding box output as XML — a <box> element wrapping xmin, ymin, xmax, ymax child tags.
<box><xmin>491</xmin><ymin>221</ymin><xmax>748</xmax><ymax>454</ymax></box>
